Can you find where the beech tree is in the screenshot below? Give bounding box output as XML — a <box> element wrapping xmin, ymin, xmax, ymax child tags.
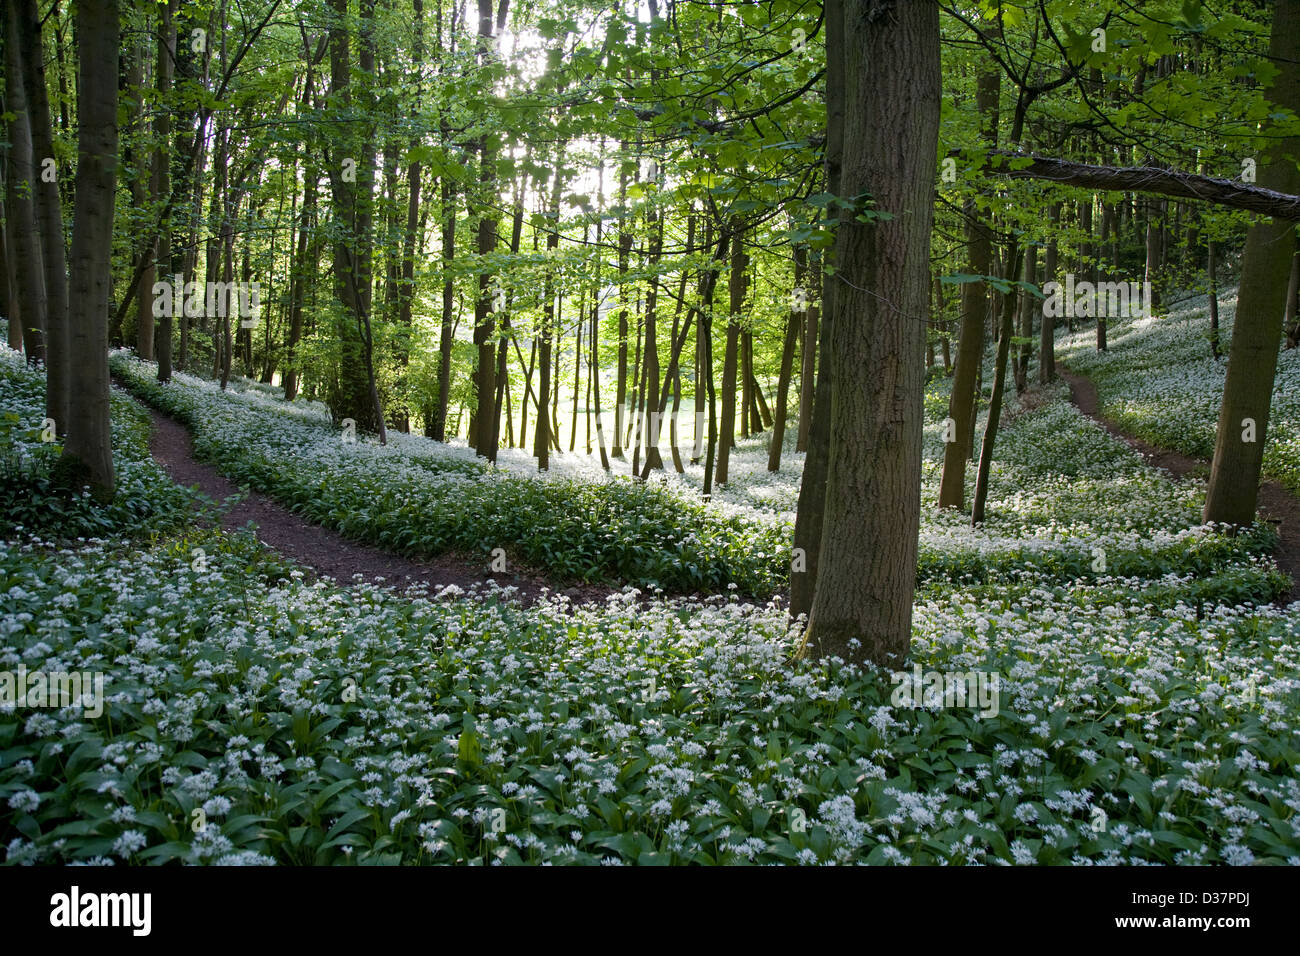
<box><xmin>1204</xmin><ymin>0</ymin><xmax>1300</xmax><ymax>526</ymax></box>
<box><xmin>798</xmin><ymin>0</ymin><xmax>941</xmax><ymax>666</ymax></box>
<box><xmin>57</xmin><ymin>0</ymin><xmax>119</xmax><ymax>497</ymax></box>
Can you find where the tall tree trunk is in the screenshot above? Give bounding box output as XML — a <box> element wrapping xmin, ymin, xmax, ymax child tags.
<box><xmin>0</xmin><ymin>200</ymin><xmax>17</xmax><ymax>352</ymax></box>
<box><xmin>1039</xmin><ymin>201</ymin><xmax>1061</xmax><ymax>383</ymax></box>
<box><xmin>799</xmin><ymin>0</ymin><xmax>940</xmax><ymax>667</ymax></box>
<box><xmin>534</xmin><ymin>155</ymin><xmax>563</xmax><ymax>470</ymax></box>
<box><xmin>971</xmin><ymin>246</ymin><xmax>1022</xmax><ymax>525</ymax></box>
<box><xmin>1284</xmin><ymin>243</ymin><xmax>1300</xmax><ymax>349</ymax></box>
<box><xmin>795</xmin><ymin>255</ymin><xmax>819</xmax><ymax>451</ymax></box>
<box><xmin>1208</xmin><ymin>239</ymin><xmax>1221</xmax><ymax>360</ymax></box>
<box><xmin>936</xmin><ymin>275</ymin><xmax>951</xmax><ymax>373</ymax></box>
<box><xmin>1144</xmin><ymin>195</ymin><xmax>1162</xmax><ymax>308</ymax></box>
<box><xmin>643</xmin><ymin>210</ymin><xmax>664</xmax><ymax>470</ymax></box>
<box><xmin>1204</xmin><ymin>0</ymin><xmax>1300</xmax><ymax>527</ymax></box>
<box><xmin>627</xmin><ymin>306</ymin><xmax>642</xmax><ymax>456</ymax></box>
<box><xmin>471</xmin><ymin>0</ymin><xmax>505</xmax><ymax>456</ymax></box>
<box><xmin>1097</xmin><ymin>199</ymin><xmax>1114</xmax><ymax>352</ymax></box>
<box><xmin>938</xmin><ymin>61</ymin><xmax>999</xmax><ymax>510</ymax></box>
<box><xmin>433</xmin><ymin>153</ymin><xmax>456</xmax><ymax>439</ymax></box>
<box><xmin>551</xmin><ymin>325</ymin><xmax>562</xmax><ymax>453</ymax></box>
<box><xmin>4</xmin><ymin>7</ymin><xmax>46</xmax><ymax>367</ymax></box>
<box><xmin>328</xmin><ymin>0</ymin><xmax>381</xmax><ymax>434</ymax></box>
<box><xmin>692</xmin><ymin>215</ymin><xmax>714</xmax><ymax>465</ymax></box>
<box><xmin>394</xmin><ymin>0</ymin><xmax>424</xmax><ymax>425</ymax></box>
<box><xmin>17</xmin><ymin>0</ymin><xmax>69</xmax><ymax>429</ymax></box>
<box><xmin>591</xmin><ymin>178</ymin><xmax>610</xmax><ymax>469</ymax></box>
<box><xmin>751</xmin><ymin>366</ymin><xmax>772</xmax><ymax>428</ymax></box>
<box><xmin>154</xmin><ymin>0</ymin><xmax>176</xmax><ymax>382</ymax></box>
<box><xmin>715</xmin><ymin>217</ymin><xmax>746</xmax><ymax>485</ymax></box>
<box><xmin>284</xmin><ymin>169</ymin><xmax>317</xmax><ymax>402</ymax></box>
<box><xmin>58</xmin><ymin>0</ymin><xmax>119</xmax><ymax>498</ymax></box>
<box><xmin>638</xmin><ymin>228</ymin><xmax>731</xmax><ymax>482</ymax></box>
<box><xmin>789</xmin><ymin>46</ymin><xmax>843</xmax><ymax>624</ymax></box>
<box><xmin>571</xmin><ymin>288</ymin><xmax>583</xmax><ymax>452</ymax></box>
<box><xmin>701</xmin><ymin>260</ymin><xmax>719</xmax><ymax>499</ymax></box>
<box><xmin>131</xmin><ymin>37</ymin><xmax>156</xmax><ymax>363</ymax></box>
<box><xmin>219</xmin><ymin>218</ymin><xmax>235</xmax><ymax>389</ymax></box>
<box><xmin>613</xmin><ymin>159</ymin><xmax>631</xmax><ymax>459</ymax></box>
<box><xmin>741</xmin><ymin>328</ymin><xmax>753</xmax><ymax>439</ymax></box>
<box><xmin>516</xmin><ymin>334</ymin><xmax>536</xmax><ymax>447</ymax></box>
<box><xmin>767</xmin><ymin>245</ymin><xmax>804</xmax><ymax>473</ymax></box>
<box><xmin>666</xmin><ymin>209</ymin><xmax>693</xmax><ymax>473</ymax></box>
<box><xmin>1014</xmin><ymin>242</ymin><xmax>1035</xmax><ymax>393</ymax></box>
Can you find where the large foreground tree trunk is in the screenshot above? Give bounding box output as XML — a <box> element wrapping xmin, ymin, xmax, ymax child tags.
<box><xmin>1204</xmin><ymin>0</ymin><xmax>1300</xmax><ymax>526</ymax></box>
<box><xmin>798</xmin><ymin>0</ymin><xmax>940</xmax><ymax>668</ymax></box>
<box><xmin>58</xmin><ymin>0</ymin><xmax>119</xmax><ymax>498</ymax></box>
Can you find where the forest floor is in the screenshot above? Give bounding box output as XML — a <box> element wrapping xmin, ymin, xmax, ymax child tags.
<box><xmin>1059</xmin><ymin>365</ymin><xmax>1300</xmax><ymax>604</ymax></box>
<box><xmin>8</xmin><ymin>347</ymin><xmax>1295</xmax><ymax>865</ymax></box>
<box><xmin>134</xmin><ymin>388</ymin><xmax>618</xmax><ymax>607</ymax></box>
<box><xmin>128</xmin><ymin>361</ymin><xmax>1300</xmax><ymax>609</ymax></box>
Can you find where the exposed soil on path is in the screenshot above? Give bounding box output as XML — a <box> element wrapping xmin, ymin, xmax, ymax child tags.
<box><xmin>1058</xmin><ymin>366</ymin><xmax>1300</xmax><ymax>605</ymax></box>
<box><xmin>136</xmin><ymin>391</ymin><xmax>620</xmax><ymax>607</ymax></box>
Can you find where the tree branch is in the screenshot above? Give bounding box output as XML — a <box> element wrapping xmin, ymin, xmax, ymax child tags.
<box><xmin>972</xmin><ymin>150</ymin><xmax>1300</xmax><ymax>220</ymax></box>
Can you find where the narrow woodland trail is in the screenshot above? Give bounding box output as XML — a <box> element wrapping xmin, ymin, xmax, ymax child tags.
<box><xmin>133</xmin><ymin>389</ymin><xmax>618</xmax><ymax>607</ymax></box>
<box><xmin>1058</xmin><ymin>366</ymin><xmax>1300</xmax><ymax>605</ymax></box>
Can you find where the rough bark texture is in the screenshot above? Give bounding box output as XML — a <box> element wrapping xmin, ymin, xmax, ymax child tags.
<box><xmin>58</xmin><ymin>0</ymin><xmax>119</xmax><ymax>498</ymax></box>
<box><xmin>977</xmin><ymin>150</ymin><xmax>1300</xmax><ymax>221</ymax></box>
<box><xmin>799</xmin><ymin>0</ymin><xmax>940</xmax><ymax>668</ymax></box>
<box><xmin>788</xmin><ymin>4</ymin><xmax>844</xmax><ymax>622</ymax></box>
<box><xmin>1204</xmin><ymin>0</ymin><xmax>1300</xmax><ymax>527</ymax></box>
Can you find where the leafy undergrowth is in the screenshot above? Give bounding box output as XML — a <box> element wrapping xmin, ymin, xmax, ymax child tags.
<box><xmin>1058</xmin><ymin>289</ymin><xmax>1300</xmax><ymax>496</ymax></box>
<box><xmin>111</xmin><ymin>354</ymin><xmax>788</xmax><ymax>597</ymax></box>
<box><xmin>3</xmin><ymin>348</ymin><xmax>1299</xmax><ymax>865</ymax></box>
<box><xmin>0</xmin><ymin>351</ymin><xmax>199</xmax><ymax>541</ymax></box>
<box><xmin>109</xmin><ymin>352</ymin><xmax>1283</xmax><ymax>607</ymax></box>
<box><xmin>2</xmin><ymin>533</ymin><xmax>1298</xmax><ymax>865</ymax></box>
